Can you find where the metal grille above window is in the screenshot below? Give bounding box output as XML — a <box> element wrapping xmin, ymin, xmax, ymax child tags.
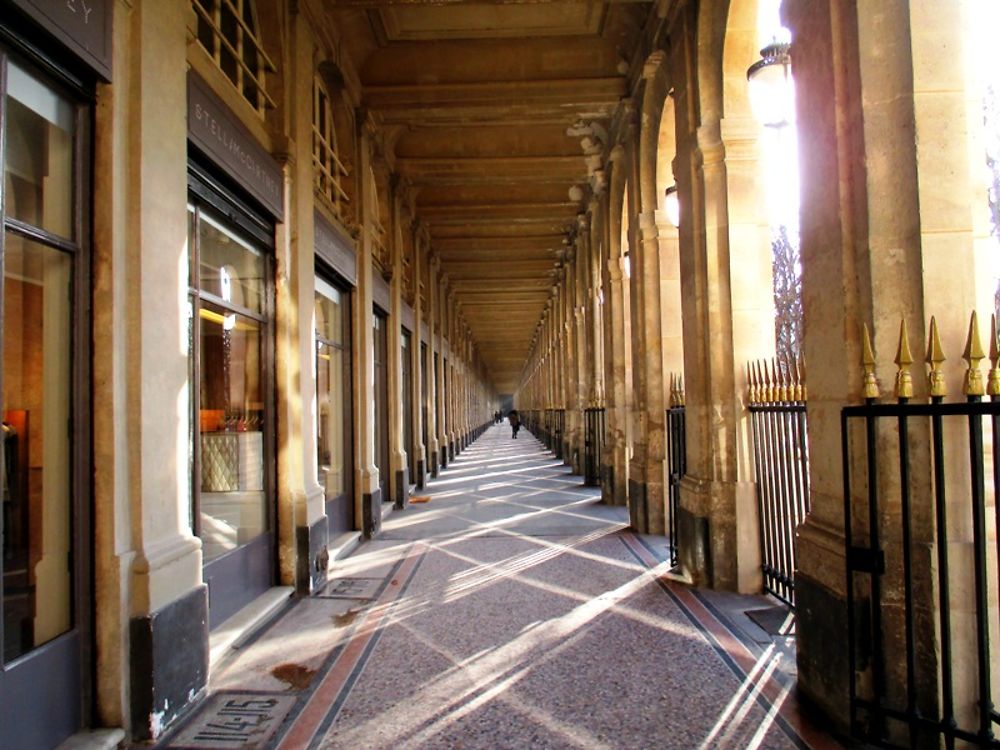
<box><xmin>312</xmin><ymin>75</ymin><xmax>350</xmax><ymax>223</ymax></box>
<box><xmin>192</xmin><ymin>0</ymin><xmax>276</xmax><ymax>115</ymax></box>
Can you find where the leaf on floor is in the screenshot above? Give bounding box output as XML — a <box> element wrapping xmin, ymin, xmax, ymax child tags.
<box><xmin>410</xmin><ymin>495</ymin><xmax>431</xmax><ymax>503</ymax></box>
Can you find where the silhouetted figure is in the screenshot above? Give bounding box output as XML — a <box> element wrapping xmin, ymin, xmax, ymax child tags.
<box><xmin>508</xmin><ymin>410</ymin><xmax>520</xmax><ymax>439</ymax></box>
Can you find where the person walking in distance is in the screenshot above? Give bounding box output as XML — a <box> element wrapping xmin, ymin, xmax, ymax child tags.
<box><xmin>508</xmin><ymin>409</ymin><xmax>521</xmax><ymax>439</ymax></box>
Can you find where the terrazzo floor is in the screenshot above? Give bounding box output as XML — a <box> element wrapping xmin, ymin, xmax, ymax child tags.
<box><xmin>157</xmin><ymin>425</ymin><xmax>845</xmax><ymax>750</ymax></box>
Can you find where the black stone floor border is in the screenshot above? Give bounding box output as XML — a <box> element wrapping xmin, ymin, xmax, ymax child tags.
<box><xmin>619</xmin><ymin>532</ymin><xmax>816</xmax><ymax>750</ymax></box>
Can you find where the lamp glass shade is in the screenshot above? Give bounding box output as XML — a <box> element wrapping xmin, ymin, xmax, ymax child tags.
<box><xmin>664</xmin><ymin>186</ymin><xmax>680</xmax><ymax>228</ymax></box>
<box><xmin>747</xmin><ymin>50</ymin><xmax>795</xmax><ymax>127</ymax></box>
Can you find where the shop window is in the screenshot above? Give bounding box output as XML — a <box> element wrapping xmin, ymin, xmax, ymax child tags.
<box><xmin>313</xmin><ymin>75</ymin><xmax>350</xmax><ymax>223</ymax></box>
<box><xmin>192</xmin><ymin>0</ymin><xmax>275</xmax><ymax>115</ymax></box>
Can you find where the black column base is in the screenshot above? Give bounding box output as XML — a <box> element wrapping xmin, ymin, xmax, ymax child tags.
<box><xmin>416</xmin><ymin>458</ymin><xmax>426</xmax><ymax>489</ymax></box>
<box><xmin>130</xmin><ymin>585</ymin><xmax>209</xmax><ymax>741</ymax></box>
<box><xmin>362</xmin><ymin>487</ymin><xmax>383</xmax><ymax>538</ymax></box>
<box><xmin>677</xmin><ymin>505</ymin><xmax>712</xmax><ymax>586</ymax></box>
<box><xmin>431</xmin><ymin>450</ymin><xmax>440</xmax><ymax>476</ymax></box>
<box><xmin>440</xmin><ymin>447</ymin><xmax>448</xmax><ymax>469</ymax></box>
<box><xmin>296</xmin><ymin>516</ymin><xmax>329</xmax><ymax>595</ymax></box>
<box><xmin>395</xmin><ymin>468</ymin><xmax>409</xmax><ymax>509</ymax></box>
<box><xmin>794</xmin><ymin>572</ymin><xmax>851</xmax><ymax>734</ymax></box>
<box><xmin>627</xmin><ymin>478</ymin><xmax>648</xmax><ymax>532</ymax></box>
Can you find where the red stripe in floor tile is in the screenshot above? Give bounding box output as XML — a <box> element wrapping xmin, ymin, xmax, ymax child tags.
<box><xmin>276</xmin><ymin>543</ymin><xmax>426</xmax><ymax>750</ymax></box>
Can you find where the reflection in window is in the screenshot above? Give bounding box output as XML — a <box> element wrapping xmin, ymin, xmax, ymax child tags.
<box><xmin>199</xmin><ymin>211</ymin><xmax>265</xmax><ymax>313</ymax></box>
<box><xmin>198</xmin><ymin>302</ymin><xmax>266</xmax><ymax>561</ymax></box>
<box><xmin>2</xmin><ymin>233</ymin><xmax>72</xmax><ymax>662</ymax></box>
<box><xmin>188</xmin><ymin>206</ymin><xmax>270</xmax><ymax>563</ymax></box>
<box><xmin>316</xmin><ymin>279</ymin><xmax>346</xmax><ymax>500</ymax></box>
<box><xmin>3</xmin><ymin>62</ymin><xmax>74</xmax><ymax>239</ymax></box>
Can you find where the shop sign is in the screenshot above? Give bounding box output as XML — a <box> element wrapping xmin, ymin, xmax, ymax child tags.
<box><xmin>10</xmin><ymin>0</ymin><xmax>112</xmax><ymax>80</ymax></box>
<box><xmin>187</xmin><ymin>72</ymin><xmax>284</xmax><ymax>221</ymax></box>
<box><xmin>315</xmin><ymin>210</ymin><xmax>357</xmax><ymax>287</ymax></box>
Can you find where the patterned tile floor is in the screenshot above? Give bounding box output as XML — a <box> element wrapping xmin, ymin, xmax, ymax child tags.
<box><xmin>157</xmin><ymin>426</ymin><xmax>845</xmax><ymax>750</ymax></box>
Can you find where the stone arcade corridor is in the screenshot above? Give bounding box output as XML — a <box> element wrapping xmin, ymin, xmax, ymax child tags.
<box><xmin>155</xmin><ymin>426</ymin><xmax>842</xmax><ymax>750</ymax></box>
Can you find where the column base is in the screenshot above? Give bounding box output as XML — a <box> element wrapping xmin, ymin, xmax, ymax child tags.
<box><xmin>295</xmin><ymin>517</ymin><xmax>329</xmax><ymax>595</ymax></box>
<box><xmin>362</xmin><ymin>487</ymin><xmax>383</xmax><ymax>538</ymax></box>
<box><xmin>431</xmin><ymin>450</ymin><xmax>440</xmax><ymax>476</ymax></box>
<box><xmin>676</xmin><ymin>504</ymin><xmax>713</xmax><ymax>586</ymax></box>
<box><xmin>130</xmin><ymin>585</ymin><xmax>209</xmax><ymax>741</ymax></box>
<box><xmin>440</xmin><ymin>447</ymin><xmax>448</xmax><ymax>469</ymax></box>
<box><xmin>795</xmin><ymin>571</ymin><xmax>851</xmax><ymax>735</ymax></box>
<box><xmin>628</xmin><ymin>478</ymin><xmax>648</xmax><ymax>532</ymax></box>
<box><xmin>416</xmin><ymin>458</ymin><xmax>426</xmax><ymax>489</ymax></box>
<box><xmin>394</xmin><ymin>468</ymin><xmax>409</xmax><ymax>509</ymax></box>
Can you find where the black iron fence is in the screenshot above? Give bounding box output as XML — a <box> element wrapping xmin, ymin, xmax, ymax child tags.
<box><xmin>584</xmin><ymin>407</ymin><xmax>605</xmax><ymax>487</ymax></box>
<box><xmin>747</xmin><ymin>359</ymin><xmax>810</xmax><ymax>606</ymax></box>
<box><xmin>844</xmin><ymin>317</ymin><xmax>1000</xmax><ymax>749</ymax></box>
<box><xmin>666</xmin><ymin>374</ymin><xmax>686</xmax><ymax>569</ymax></box>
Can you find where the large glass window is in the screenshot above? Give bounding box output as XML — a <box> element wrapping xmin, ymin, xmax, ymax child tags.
<box><xmin>315</xmin><ymin>275</ymin><xmax>353</xmax><ymax>533</ymax></box>
<box><xmin>188</xmin><ymin>202</ymin><xmax>271</xmax><ymax>563</ymax></box>
<box><xmin>1</xmin><ymin>60</ymin><xmax>79</xmax><ymax>664</ymax></box>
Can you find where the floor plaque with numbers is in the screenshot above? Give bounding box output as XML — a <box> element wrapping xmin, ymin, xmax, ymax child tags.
<box><xmin>165</xmin><ymin>693</ymin><xmax>296</xmax><ymax>748</ymax></box>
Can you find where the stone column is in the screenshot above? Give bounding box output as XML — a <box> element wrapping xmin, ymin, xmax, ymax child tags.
<box><xmin>603</xmin><ymin>232</ymin><xmax>630</xmax><ymax>505</ymax></box>
<box><xmin>355</xmin><ymin>122</ymin><xmax>381</xmax><ymax>536</ymax></box>
<box><xmin>276</xmin><ymin>8</ymin><xmax>328</xmax><ymax>593</ymax></box>
<box><xmin>427</xmin><ymin>257</ymin><xmax>441</xmax><ymax>476</ymax></box>
<box><xmin>412</xmin><ymin>229</ymin><xmax>428</xmax><ymax>487</ymax></box>
<box><xmin>92</xmin><ymin>1</ymin><xmax>205</xmax><ymax>738</ymax></box>
<box><xmin>388</xmin><ymin>183</ymin><xmax>409</xmax><ymax>508</ymax></box>
<box><xmin>435</xmin><ymin>281</ymin><xmax>448</xmax><ymax>468</ymax></box>
<box><xmin>787</xmin><ymin>0</ymin><xmax>988</xmax><ymax>732</ymax></box>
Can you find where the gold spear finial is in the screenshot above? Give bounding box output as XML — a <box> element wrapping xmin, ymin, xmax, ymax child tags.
<box><xmin>762</xmin><ymin>360</ymin><xmax>774</xmax><ymax>403</ymax></box>
<box><xmin>926</xmin><ymin>316</ymin><xmax>946</xmax><ymax>398</ymax></box>
<box><xmin>777</xmin><ymin>357</ymin><xmax>790</xmax><ymax>402</ymax></box>
<box><xmin>894</xmin><ymin>319</ymin><xmax>913</xmax><ymax>400</ymax></box>
<box><xmin>797</xmin><ymin>355</ymin><xmax>808</xmax><ymax>402</ymax></box>
<box><xmin>678</xmin><ymin>374</ymin><xmax>685</xmax><ymax>406</ymax></box>
<box><xmin>989</xmin><ymin>314</ymin><xmax>1000</xmax><ymax>398</ymax></box>
<box><xmin>964</xmin><ymin>311</ymin><xmax>985</xmax><ymax>397</ymax></box>
<box><xmin>745</xmin><ymin>363</ymin><xmax>755</xmax><ymax>404</ymax></box>
<box><xmin>862</xmin><ymin>323</ymin><xmax>880</xmax><ymax>400</ymax></box>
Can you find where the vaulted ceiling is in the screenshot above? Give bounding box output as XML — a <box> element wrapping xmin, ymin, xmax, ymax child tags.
<box><xmin>321</xmin><ymin>0</ymin><xmax>652</xmax><ymax>393</ymax></box>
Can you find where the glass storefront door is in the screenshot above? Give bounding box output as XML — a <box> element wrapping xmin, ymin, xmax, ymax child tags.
<box><xmin>315</xmin><ymin>275</ymin><xmax>353</xmax><ymax>535</ymax></box>
<box><xmin>187</xmin><ymin>182</ymin><xmax>275</xmax><ymax>629</ymax></box>
<box><xmin>0</xmin><ymin>53</ymin><xmax>89</xmax><ymax>749</ymax></box>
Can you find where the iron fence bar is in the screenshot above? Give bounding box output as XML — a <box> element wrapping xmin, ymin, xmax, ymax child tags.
<box><xmin>776</xmin><ymin>407</ymin><xmax>796</xmax><ymax>601</ymax></box>
<box><xmin>932</xmin><ymin>399</ymin><xmax>956</xmax><ymax>749</ymax></box>
<box><xmin>750</xmin><ymin>408</ymin><xmax>775</xmax><ymax>599</ymax></box>
<box><xmin>843</xmin><ymin>409</ymin><xmax>860</xmax><ymax>739</ymax></box>
<box><xmin>993</xmin><ymin>403</ymin><xmax>1000</xmax><ymax>737</ymax></box>
<box><xmin>764</xmin><ymin>405</ymin><xmax>789</xmax><ymax>600</ymax></box>
<box><xmin>865</xmin><ymin>405</ymin><xmax>886</xmax><ymax>740</ymax></box>
<box><xmin>895</xmin><ymin>403</ymin><xmax>919</xmax><ymax>748</ymax></box>
<box><xmin>967</xmin><ymin>397</ymin><xmax>994</xmax><ymax>744</ymax></box>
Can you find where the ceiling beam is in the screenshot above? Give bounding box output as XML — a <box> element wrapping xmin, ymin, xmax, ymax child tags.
<box><xmin>365</xmin><ymin>77</ymin><xmax>624</xmax><ymax>110</ymax></box>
